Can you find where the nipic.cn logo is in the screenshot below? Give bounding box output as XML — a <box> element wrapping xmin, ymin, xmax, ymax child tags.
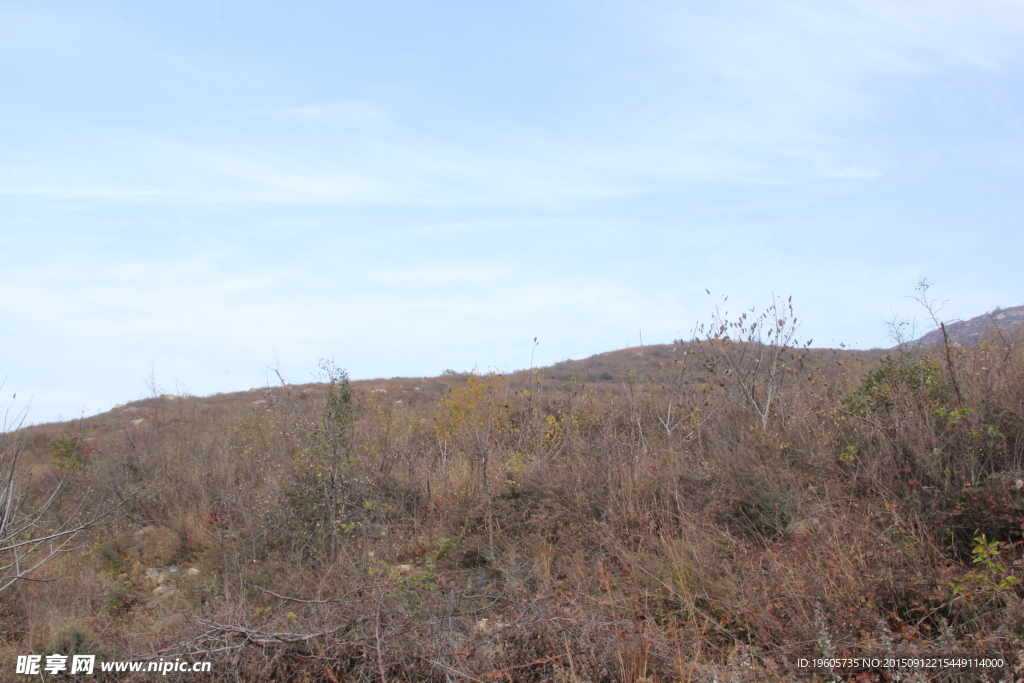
<box><xmin>16</xmin><ymin>654</ymin><xmax>95</xmax><ymax>675</ymax></box>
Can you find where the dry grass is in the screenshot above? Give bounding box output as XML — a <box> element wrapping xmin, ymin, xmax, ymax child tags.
<box><xmin>3</xmin><ymin>326</ymin><xmax>1023</xmax><ymax>681</ymax></box>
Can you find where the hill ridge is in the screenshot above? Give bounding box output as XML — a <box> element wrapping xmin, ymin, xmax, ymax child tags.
<box><xmin>915</xmin><ymin>304</ymin><xmax>1024</xmax><ymax>347</ymax></box>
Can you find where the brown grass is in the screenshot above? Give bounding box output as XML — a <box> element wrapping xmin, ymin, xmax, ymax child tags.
<box><xmin>2</xmin><ymin>328</ymin><xmax>1023</xmax><ymax>681</ymax></box>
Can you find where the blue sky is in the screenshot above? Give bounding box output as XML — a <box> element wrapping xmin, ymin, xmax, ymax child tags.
<box><xmin>2</xmin><ymin>0</ymin><xmax>1022</xmax><ymax>423</ymax></box>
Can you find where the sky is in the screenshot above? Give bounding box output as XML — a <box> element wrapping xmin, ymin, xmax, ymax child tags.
<box><xmin>2</xmin><ymin>0</ymin><xmax>1022</xmax><ymax>423</ymax></box>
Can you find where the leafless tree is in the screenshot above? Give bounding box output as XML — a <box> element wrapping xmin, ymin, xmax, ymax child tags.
<box><xmin>0</xmin><ymin>391</ymin><xmax>120</xmax><ymax>593</ymax></box>
<box><xmin>693</xmin><ymin>293</ymin><xmax>808</xmax><ymax>430</ymax></box>
<box><xmin>911</xmin><ymin>278</ymin><xmax>964</xmax><ymax>406</ymax></box>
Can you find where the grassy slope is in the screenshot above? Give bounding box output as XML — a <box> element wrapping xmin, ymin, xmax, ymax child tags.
<box><xmin>4</xmin><ymin>339</ymin><xmax>1023</xmax><ymax>682</ymax></box>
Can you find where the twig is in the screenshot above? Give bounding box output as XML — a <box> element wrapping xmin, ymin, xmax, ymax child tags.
<box><xmin>483</xmin><ymin>655</ymin><xmax>565</xmax><ymax>680</ymax></box>
<box><xmin>195</xmin><ymin>617</ymin><xmax>362</xmax><ymax>647</ymax></box>
<box><xmin>257</xmin><ymin>584</ymin><xmax>386</xmax><ymax>604</ymax></box>
<box><xmin>431</xmin><ymin>660</ymin><xmax>489</xmax><ymax>683</ymax></box>
<box><xmin>375</xmin><ymin>601</ymin><xmax>387</xmax><ymax>683</ymax></box>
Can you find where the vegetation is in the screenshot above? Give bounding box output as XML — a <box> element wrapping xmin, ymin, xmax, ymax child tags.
<box><xmin>3</xmin><ymin>304</ymin><xmax>1024</xmax><ymax>681</ymax></box>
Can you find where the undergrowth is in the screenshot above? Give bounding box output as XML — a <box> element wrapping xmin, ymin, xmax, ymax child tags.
<box><xmin>3</xmin><ymin>305</ymin><xmax>1024</xmax><ymax>682</ymax></box>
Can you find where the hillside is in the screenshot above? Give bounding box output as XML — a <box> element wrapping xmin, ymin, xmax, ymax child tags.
<box><xmin>19</xmin><ymin>342</ymin><xmax>888</xmax><ymax>449</ymax></box>
<box><xmin>915</xmin><ymin>304</ymin><xmax>1024</xmax><ymax>347</ymax></box>
<box><xmin>3</xmin><ymin>331</ymin><xmax>1023</xmax><ymax>681</ymax></box>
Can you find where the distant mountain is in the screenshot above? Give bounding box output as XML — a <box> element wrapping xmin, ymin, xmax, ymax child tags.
<box><xmin>915</xmin><ymin>304</ymin><xmax>1024</xmax><ymax>347</ymax></box>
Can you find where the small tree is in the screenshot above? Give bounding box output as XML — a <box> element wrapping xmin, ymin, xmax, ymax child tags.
<box><xmin>435</xmin><ymin>374</ymin><xmax>506</xmax><ymax>562</ymax></box>
<box><xmin>317</xmin><ymin>360</ymin><xmax>355</xmax><ymax>561</ymax></box>
<box><xmin>693</xmin><ymin>293</ymin><xmax>807</xmax><ymax>430</ymax></box>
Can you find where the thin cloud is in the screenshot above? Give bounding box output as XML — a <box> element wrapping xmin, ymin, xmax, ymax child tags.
<box><xmin>815</xmin><ymin>165</ymin><xmax>880</xmax><ymax>180</ymax></box>
<box><xmin>274</xmin><ymin>101</ymin><xmax>395</xmax><ymax>127</ymax></box>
